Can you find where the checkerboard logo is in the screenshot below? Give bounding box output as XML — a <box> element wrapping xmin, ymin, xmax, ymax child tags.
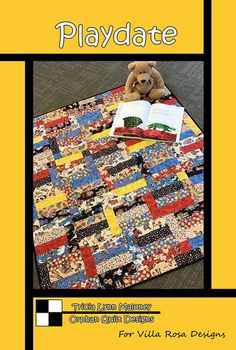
<box><xmin>36</xmin><ymin>300</ymin><xmax>63</xmax><ymax>327</ymax></box>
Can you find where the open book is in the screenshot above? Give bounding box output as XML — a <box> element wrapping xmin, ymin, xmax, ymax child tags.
<box><xmin>109</xmin><ymin>100</ymin><xmax>184</xmax><ymax>142</ymax></box>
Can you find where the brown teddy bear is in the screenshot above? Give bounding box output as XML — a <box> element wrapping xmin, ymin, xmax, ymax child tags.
<box><xmin>124</xmin><ymin>61</ymin><xmax>165</xmax><ymax>102</ymax></box>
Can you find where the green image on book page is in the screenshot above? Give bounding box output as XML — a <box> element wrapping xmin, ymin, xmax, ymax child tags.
<box><xmin>145</xmin><ymin>103</ymin><xmax>184</xmax><ymax>142</ymax></box>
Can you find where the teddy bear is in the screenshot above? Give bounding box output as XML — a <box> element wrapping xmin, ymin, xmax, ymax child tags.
<box><xmin>124</xmin><ymin>61</ymin><xmax>165</xmax><ymax>102</ymax></box>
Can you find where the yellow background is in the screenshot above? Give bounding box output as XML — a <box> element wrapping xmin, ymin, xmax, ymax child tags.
<box><xmin>0</xmin><ymin>0</ymin><xmax>235</xmax><ymax>349</ymax></box>
<box><xmin>33</xmin><ymin>297</ymin><xmax>236</xmax><ymax>350</ymax></box>
<box><xmin>0</xmin><ymin>0</ymin><xmax>203</xmax><ymax>53</ymax></box>
<box><xmin>0</xmin><ymin>62</ymin><xmax>25</xmax><ymax>348</ymax></box>
<box><xmin>212</xmin><ymin>1</ymin><xmax>236</xmax><ymax>288</ymax></box>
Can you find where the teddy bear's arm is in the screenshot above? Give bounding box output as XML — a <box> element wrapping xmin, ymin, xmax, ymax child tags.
<box><xmin>151</xmin><ymin>68</ymin><xmax>165</xmax><ymax>89</ymax></box>
<box><xmin>125</xmin><ymin>72</ymin><xmax>137</xmax><ymax>94</ymax></box>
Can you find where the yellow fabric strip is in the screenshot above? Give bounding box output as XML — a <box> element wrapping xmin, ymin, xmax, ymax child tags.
<box><xmin>55</xmin><ymin>152</ymin><xmax>83</xmax><ymax>166</ymax></box>
<box><xmin>177</xmin><ymin>171</ymin><xmax>189</xmax><ymax>181</ymax></box>
<box><xmin>115</xmin><ymin>178</ymin><xmax>147</xmax><ymax>196</ymax></box>
<box><xmin>128</xmin><ymin>140</ymin><xmax>156</xmax><ymax>153</ymax></box>
<box><xmin>35</xmin><ymin>193</ymin><xmax>67</xmax><ymax>210</ymax></box>
<box><xmin>103</xmin><ymin>208</ymin><xmax>121</xmax><ymax>236</ymax></box>
<box><xmin>91</xmin><ymin>128</ymin><xmax>111</xmax><ymax>140</ymax></box>
<box><xmin>33</xmin><ymin>136</ymin><xmax>43</xmax><ymax>144</ymax></box>
<box><xmin>106</xmin><ymin>102</ymin><xmax>120</xmax><ymax>112</ymax></box>
<box><xmin>184</xmin><ymin>116</ymin><xmax>202</xmax><ymax>135</ymax></box>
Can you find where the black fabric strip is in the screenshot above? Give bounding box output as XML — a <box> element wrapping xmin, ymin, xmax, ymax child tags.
<box><xmin>107</xmin><ymin>157</ymin><xmax>138</xmax><ymax>176</ymax></box>
<box><xmin>174</xmin><ymin>201</ymin><xmax>204</xmax><ymax>218</ymax></box>
<box><xmin>77</xmin><ymin>186</ymin><xmax>106</xmax><ymax>201</ymax></box>
<box><xmin>72</xmin><ymin>204</ymin><xmax>103</xmax><ymax>222</ymax></box>
<box><xmin>186</xmin><ymin>165</ymin><xmax>204</xmax><ymax>177</ymax></box>
<box><xmin>75</xmin><ymin>220</ymin><xmax>109</xmax><ymax>240</ymax></box>
<box><xmin>174</xmin><ymin>248</ymin><xmax>203</xmax><ymax>267</ymax></box>
<box><xmin>152</xmin><ymin>181</ymin><xmax>184</xmax><ymax>199</ymax></box>
<box><xmin>33</xmin><ymin>175</ymin><xmax>51</xmax><ymax>190</ymax></box>
<box><xmin>82</xmin><ymin>149</ymin><xmax>91</xmax><ymax>157</ymax></box>
<box><xmin>114</xmin><ymin>198</ymin><xmax>145</xmax><ymax>215</ymax></box>
<box><xmin>92</xmin><ymin>145</ymin><xmax>119</xmax><ymax>159</ymax></box>
<box><xmin>137</xmin><ymin>225</ymin><xmax>172</xmax><ymax>247</ymax></box>
<box><xmin>48</xmin><ymin>137</ymin><xmax>61</xmax><ymax>154</ymax></box>
<box><xmin>98</xmin><ymin>262</ymin><xmax>136</xmax><ymax>289</ymax></box>
<box><xmin>37</xmin><ymin>262</ymin><xmax>52</xmax><ymax>289</ymax></box>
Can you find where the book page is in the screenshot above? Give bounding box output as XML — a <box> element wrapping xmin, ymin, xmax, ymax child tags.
<box><xmin>144</xmin><ymin>103</ymin><xmax>184</xmax><ymax>142</ymax></box>
<box><xmin>110</xmin><ymin>100</ymin><xmax>151</xmax><ymax>137</ymax></box>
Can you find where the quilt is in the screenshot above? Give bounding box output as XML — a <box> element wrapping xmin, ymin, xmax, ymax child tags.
<box><xmin>33</xmin><ymin>85</ymin><xmax>204</xmax><ymax>289</ymax></box>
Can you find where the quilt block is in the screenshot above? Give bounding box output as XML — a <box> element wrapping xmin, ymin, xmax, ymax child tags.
<box><xmin>36</xmin><ymin>299</ymin><xmax>63</xmax><ymax>326</ymax></box>
<box><xmin>33</xmin><ymin>85</ymin><xmax>204</xmax><ymax>289</ymax></box>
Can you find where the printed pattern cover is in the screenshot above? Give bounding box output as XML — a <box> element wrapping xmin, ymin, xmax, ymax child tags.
<box><xmin>33</xmin><ymin>86</ymin><xmax>204</xmax><ymax>289</ymax></box>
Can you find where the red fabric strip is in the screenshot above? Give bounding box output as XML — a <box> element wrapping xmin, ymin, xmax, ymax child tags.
<box><xmin>181</xmin><ymin>139</ymin><xmax>204</xmax><ymax>153</ymax></box>
<box><xmin>143</xmin><ymin>129</ymin><xmax>177</xmax><ymax>142</ymax></box>
<box><xmin>35</xmin><ymin>120</ymin><xmax>44</xmax><ymax>127</ymax></box>
<box><xmin>35</xmin><ymin>235</ymin><xmax>68</xmax><ymax>255</ymax></box>
<box><xmin>143</xmin><ymin>193</ymin><xmax>160</xmax><ymax>219</ymax></box>
<box><xmin>143</xmin><ymin>193</ymin><xmax>194</xmax><ymax>219</ymax></box>
<box><xmin>162</xmin><ymin>98</ymin><xmax>178</xmax><ymax>105</ymax></box>
<box><xmin>88</xmin><ymin>140</ymin><xmax>115</xmax><ymax>154</ymax></box>
<box><xmin>44</xmin><ymin>116</ymin><xmax>69</xmax><ymax>129</ymax></box>
<box><xmin>114</xmin><ymin>127</ymin><xmax>143</xmax><ymax>137</ymax></box>
<box><xmin>124</xmin><ymin>139</ymin><xmax>142</xmax><ymax>146</ymax></box>
<box><xmin>167</xmin><ymin>246</ymin><xmax>178</xmax><ymax>257</ymax></box>
<box><xmin>88</xmin><ymin>116</ymin><xmax>111</xmax><ymax>129</ymax></box>
<box><xmin>178</xmin><ymin>240</ymin><xmax>192</xmax><ymax>253</ymax></box>
<box><xmin>99</xmin><ymin>170</ymin><xmax>115</xmax><ymax>190</ymax></box>
<box><xmin>33</xmin><ymin>169</ymin><xmax>50</xmax><ymax>181</ymax></box>
<box><xmin>80</xmin><ymin>246</ymin><xmax>97</xmax><ymax>278</ymax></box>
<box><xmin>111</xmin><ymin>86</ymin><xmax>125</xmax><ymax>95</ymax></box>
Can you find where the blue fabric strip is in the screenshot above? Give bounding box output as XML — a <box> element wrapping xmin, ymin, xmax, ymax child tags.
<box><xmin>149</xmin><ymin>158</ymin><xmax>179</xmax><ymax>174</ymax></box>
<box><xmin>191</xmin><ymin>156</ymin><xmax>204</xmax><ymax>168</ymax></box>
<box><xmin>95</xmin><ymin>91</ymin><xmax>111</xmax><ymax>99</ymax></box>
<box><xmin>77</xmin><ymin>109</ymin><xmax>103</xmax><ymax>125</ymax></box>
<box><xmin>190</xmin><ymin>173</ymin><xmax>204</xmax><ymax>184</ymax></box>
<box><xmin>56</xmin><ymin>128</ymin><xmax>81</xmax><ymax>141</ymax></box>
<box><xmin>113</xmin><ymin>172</ymin><xmax>143</xmax><ymax>188</ymax></box>
<box><xmin>33</xmin><ymin>139</ymin><xmax>49</xmax><ymax>149</ymax></box>
<box><xmin>48</xmin><ymin>167</ymin><xmax>62</xmax><ymax>187</ymax></box>
<box><xmin>72</xmin><ymin>172</ymin><xmax>101</xmax><ymax>188</ymax></box>
<box><xmin>36</xmin><ymin>244</ymin><xmax>70</xmax><ymax>264</ymax></box>
<box><xmin>94</xmin><ymin>243</ymin><xmax>128</xmax><ymax>265</ymax></box>
<box><xmin>33</xmin><ymin>203</ymin><xmax>38</xmax><ymax>220</ymax></box>
<box><xmin>180</xmin><ymin>129</ymin><xmax>195</xmax><ymax>140</ymax></box>
<box><xmin>189</xmin><ymin>235</ymin><xmax>204</xmax><ymax>249</ymax></box>
<box><xmin>55</xmin><ymin>270</ymin><xmax>87</xmax><ymax>288</ymax></box>
<box><xmin>53</xmin><ymin>152</ymin><xmax>62</xmax><ymax>160</ymax></box>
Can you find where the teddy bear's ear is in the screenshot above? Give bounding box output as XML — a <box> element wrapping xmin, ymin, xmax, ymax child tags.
<box><xmin>128</xmin><ymin>62</ymin><xmax>136</xmax><ymax>70</ymax></box>
<box><xmin>147</xmin><ymin>61</ymin><xmax>157</xmax><ymax>67</ymax></box>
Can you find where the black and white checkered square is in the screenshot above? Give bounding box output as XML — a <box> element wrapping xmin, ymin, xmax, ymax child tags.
<box><xmin>36</xmin><ymin>299</ymin><xmax>63</xmax><ymax>327</ymax></box>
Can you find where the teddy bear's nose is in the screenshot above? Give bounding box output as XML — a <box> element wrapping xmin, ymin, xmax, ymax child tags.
<box><xmin>141</xmin><ymin>79</ymin><xmax>146</xmax><ymax>83</ymax></box>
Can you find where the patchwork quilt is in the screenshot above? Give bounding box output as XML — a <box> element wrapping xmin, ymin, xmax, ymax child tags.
<box><xmin>33</xmin><ymin>85</ymin><xmax>204</xmax><ymax>289</ymax></box>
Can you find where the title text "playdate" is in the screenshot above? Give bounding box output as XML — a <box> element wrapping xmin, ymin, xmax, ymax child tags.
<box><xmin>55</xmin><ymin>22</ymin><xmax>178</xmax><ymax>49</ymax></box>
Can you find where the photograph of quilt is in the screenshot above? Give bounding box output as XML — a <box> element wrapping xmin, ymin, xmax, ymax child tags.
<box><xmin>33</xmin><ymin>85</ymin><xmax>204</xmax><ymax>289</ymax></box>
